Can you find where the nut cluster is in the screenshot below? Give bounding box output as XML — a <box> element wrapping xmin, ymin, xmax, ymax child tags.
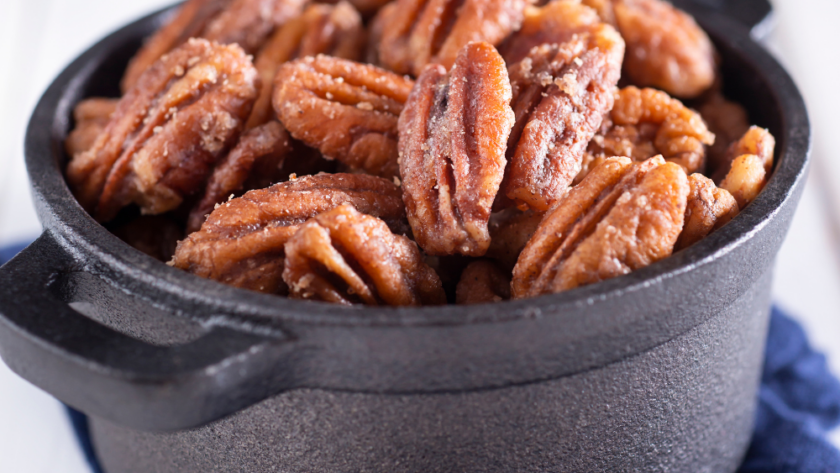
<box><xmin>66</xmin><ymin>0</ymin><xmax>775</xmax><ymax>306</ymax></box>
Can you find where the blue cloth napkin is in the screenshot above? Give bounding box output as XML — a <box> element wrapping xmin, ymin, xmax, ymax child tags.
<box><xmin>2</xmin><ymin>242</ymin><xmax>839</xmax><ymax>472</ymax></box>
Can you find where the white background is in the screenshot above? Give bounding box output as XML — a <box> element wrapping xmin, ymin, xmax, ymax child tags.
<box><xmin>1</xmin><ymin>0</ymin><xmax>839</xmax><ymax>471</ymax></box>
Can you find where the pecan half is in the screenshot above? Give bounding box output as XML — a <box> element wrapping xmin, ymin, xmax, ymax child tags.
<box><xmin>283</xmin><ymin>204</ymin><xmax>445</xmax><ymax>306</ymax></box>
<box><xmin>399</xmin><ymin>42</ymin><xmax>514</xmax><ymax>256</ymax></box>
<box><xmin>65</xmin><ymin>98</ymin><xmax>119</xmax><ymax>158</ymax></box>
<box><xmin>67</xmin><ymin>39</ymin><xmax>259</xmax><ymax>222</ymax></box>
<box><xmin>582</xmin><ymin>0</ymin><xmax>716</xmax><ymax>98</ymax></box>
<box><xmin>512</xmin><ymin>155</ymin><xmax>689</xmax><ymax>298</ymax></box>
<box><xmin>717</xmin><ymin>126</ymin><xmax>775</xmax><ymax>177</ymax></box>
<box><xmin>674</xmin><ymin>173</ymin><xmax>738</xmax><ymax>251</ymax></box>
<box><xmin>274</xmin><ymin>55</ymin><xmax>414</xmax><ymax>178</ymax></box>
<box><xmin>121</xmin><ymin>0</ymin><xmax>305</xmax><ymax>92</ymax></box>
<box><xmin>581</xmin><ymin>86</ymin><xmax>714</xmax><ymax>181</ymax></box>
<box><xmin>715</xmin><ymin>126</ymin><xmax>774</xmax><ymax>207</ymax></box>
<box><xmin>187</xmin><ymin>120</ymin><xmax>293</xmax><ymax>233</ymax></box>
<box><xmin>376</xmin><ymin>0</ymin><xmax>526</xmax><ymax>76</ymax></box>
<box><xmin>486</xmin><ymin>209</ymin><xmax>545</xmax><ymax>271</ymax></box>
<box><xmin>171</xmin><ymin>173</ymin><xmax>406</xmax><ymax>294</ymax></box>
<box><xmin>455</xmin><ymin>260</ymin><xmax>511</xmax><ymax>305</ymax></box>
<box><xmin>245</xmin><ymin>1</ymin><xmax>366</xmax><ymax>129</ymax></box>
<box><xmin>501</xmin><ymin>24</ymin><xmax>625</xmax><ymax>211</ymax></box>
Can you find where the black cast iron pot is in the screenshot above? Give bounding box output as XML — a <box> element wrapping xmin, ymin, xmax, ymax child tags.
<box><xmin>0</xmin><ymin>0</ymin><xmax>809</xmax><ymax>471</ymax></box>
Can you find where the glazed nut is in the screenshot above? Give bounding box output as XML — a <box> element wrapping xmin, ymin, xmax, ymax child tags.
<box><xmin>502</xmin><ymin>23</ymin><xmax>625</xmax><ymax>211</ymax></box>
<box><xmin>376</xmin><ymin>0</ymin><xmax>527</xmax><ymax>76</ymax></box>
<box><xmin>512</xmin><ymin>155</ymin><xmax>689</xmax><ymax>298</ymax></box>
<box><xmin>717</xmin><ymin>126</ymin><xmax>775</xmax><ymax>208</ymax></box>
<box><xmin>455</xmin><ymin>260</ymin><xmax>512</xmax><ymax>305</ymax></box>
<box><xmin>67</xmin><ymin>39</ymin><xmax>260</xmax><ymax>222</ymax></box>
<box><xmin>674</xmin><ymin>173</ymin><xmax>739</xmax><ymax>251</ymax></box>
<box><xmin>486</xmin><ymin>209</ymin><xmax>545</xmax><ymax>271</ymax></box>
<box><xmin>171</xmin><ymin>173</ymin><xmax>406</xmax><ymax>295</ymax></box>
<box><xmin>65</xmin><ymin>98</ymin><xmax>119</xmax><ymax>158</ymax></box>
<box><xmin>273</xmin><ymin>55</ymin><xmax>414</xmax><ymax>178</ymax></box>
<box><xmin>283</xmin><ymin>204</ymin><xmax>446</xmax><ymax>306</ymax></box>
<box><xmin>398</xmin><ymin>42</ymin><xmax>514</xmax><ymax>256</ymax></box>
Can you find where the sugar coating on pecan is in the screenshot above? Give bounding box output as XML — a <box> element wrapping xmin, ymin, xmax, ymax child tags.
<box><xmin>376</xmin><ymin>0</ymin><xmax>527</xmax><ymax>76</ymax></box>
<box><xmin>486</xmin><ymin>209</ymin><xmax>545</xmax><ymax>271</ymax></box>
<box><xmin>674</xmin><ymin>173</ymin><xmax>738</xmax><ymax>251</ymax></box>
<box><xmin>399</xmin><ymin>42</ymin><xmax>514</xmax><ymax>256</ymax></box>
<box><xmin>283</xmin><ymin>204</ymin><xmax>445</xmax><ymax>306</ymax></box>
<box><xmin>499</xmin><ymin>0</ymin><xmax>603</xmax><ymax>66</ymax></box>
<box><xmin>513</xmin><ymin>155</ymin><xmax>689</xmax><ymax>298</ymax></box>
<box><xmin>274</xmin><ymin>55</ymin><xmax>414</xmax><ymax>178</ymax></box>
<box><xmin>717</xmin><ymin>126</ymin><xmax>774</xmax><ymax>207</ymax></box>
<box><xmin>698</xmin><ymin>91</ymin><xmax>751</xmax><ymax>180</ymax></box>
<box><xmin>67</xmin><ymin>39</ymin><xmax>259</xmax><ymax>222</ymax></box>
<box><xmin>245</xmin><ymin>1</ymin><xmax>366</xmax><ymax>129</ymax></box>
<box><xmin>171</xmin><ymin>173</ymin><xmax>406</xmax><ymax>294</ymax></box>
<box><xmin>581</xmin><ymin>86</ymin><xmax>714</xmax><ymax>181</ymax></box>
<box><xmin>455</xmin><ymin>260</ymin><xmax>512</xmax><ymax>305</ymax></box>
<box><xmin>121</xmin><ymin>0</ymin><xmax>305</xmax><ymax>92</ymax></box>
<box><xmin>501</xmin><ymin>24</ymin><xmax>625</xmax><ymax>211</ymax></box>
<box><xmin>725</xmin><ymin>126</ymin><xmax>775</xmax><ymax>174</ymax></box>
<box><xmin>187</xmin><ymin>120</ymin><xmax>293</xmax><ymax>233</ymax></box>
<box><xmin>585</xmin><ymin>0</ymin><xmax>716</xmax><ymax>98</ymax></box>
<box><xmin>65</xmin><ymin>98</ymin><xmax>119</xmax><ymax>158</ymax></box>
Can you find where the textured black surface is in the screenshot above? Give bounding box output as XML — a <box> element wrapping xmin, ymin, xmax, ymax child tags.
<box><xmin>0</xmin><ymin>1</ymin><xmax>810</xmax><ymax>471</ymax></box>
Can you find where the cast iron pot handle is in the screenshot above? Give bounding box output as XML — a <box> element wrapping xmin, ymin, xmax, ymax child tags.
<box><xmin>674</xmin><ymin>0</ymin><xmax>773</xmax><ymax>39</ymax></box>
<box><xmin>0</xmin><ymin>232</ymin><xmax>296</xmax><ymax>432</ymax></box>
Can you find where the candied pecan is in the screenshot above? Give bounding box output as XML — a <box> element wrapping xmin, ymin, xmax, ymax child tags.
<box><xmin>274</xmin><ymin>55</ymin><xmax>413</xmax><ymax>178</ymax></box>
<box><xmin>376</xmin><ymin>0</ymin><xmax>526</xmax><ymax>76</ymax></box>
<box><xmin>720</xmin><ymin>126</ymin><xmax>775</xmax><ymax>175</ymax></box>
<box><xmin>486</xmin><ymin>209</ymin><xmax>545</xmax><ymax>271</ymax></box>
<box><xmin>499</xmin><ymin>0</ymin><xmax>602</xmax><ymax>66</ymax></box>
<box><xmin>121</xmin><ymin>0</ymin><xmax>305</xmax><ymax>92</ymax></box>
<box><xmin>720</xmin><ymin>154</ymin><xmax>767</xmax><ymax>209</ymax></box>
<box><xmin>110</xmin><ymin>215</ymin><xmax>184</xmax><ymax>262</ymax></box>
<box><xmin>171</xmin><ymin>173</ymin><xmax>406</xmax><ymax>294</ymax></box>
<box><xmin>65</xmin><ymin>98</ymin><xmax>119</xmax><ymax>158</ymax></box>
<box><xmin>697</xmin><ymin>91</ymin><xmax>750</xmax><ymax>179</ymax></box>
<box><xmin>283</xmin><ymin>204</ymin><xmax>445</xmax><ymax>306</ymax></box>
<box><xmin>583</xmin><ymin>0</ymin><xmax>716</xmax><ymax>98</ymax></box>
<box><xmin>399</xmin><ymin>42</ymin><xmax>514</xmax><ymax>256</ymax></box>
<box><xmin>501</xmin><ymin>24</ymin><xmax>625</xmax><ymax>211</ymax></box>
<box><xmin>245</xmin><ymin>1</ymin><xmax>366</xmax><ymax>129</ymax></box>
<box><xmin>67</xmin><ymin>39</ymin><xmax>259</xmax><ymax>222</ymax></box>
<box><xmin>582</xmin><ymin>86</ymin><xmax>714</xmax><ymax>180</ymax></box>
<box><xmin>187</xmin><ymin>121</ymin><xmax>292</xmax><ymax>233</ymax></box>
<box><xmin>365</xmin><ymin>1</ymin><xmax>397</xmax><ymax>65</ymax></box>
<box><xmin>319</xmin><ymin>0</ymin><xmax>393</xmax><ymax>17</ymax></box>
<box><xmin>455</xmin><ymin>260</ymin><xmax>511</xmax><ymax>305</ymax></box>
<box><xmin>674</xmin><ymin>173</ymin><xmax>738</xmax><ymax>251</ymax></box>
<box><xmin>512</xmin><ymin>155</ymin><xmax>689</xmax><ymax>298</ymax></box>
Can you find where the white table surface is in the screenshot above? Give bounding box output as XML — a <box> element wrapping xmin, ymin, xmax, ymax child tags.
<box><xmin>1</xmin><ymin>0</ymin><xmax>839</xmax><ymax>471</ymax></box>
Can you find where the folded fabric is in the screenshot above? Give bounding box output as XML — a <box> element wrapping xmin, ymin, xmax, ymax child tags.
<box><xmin>2</xmin><ymin>243</ymin><xmax>839</xmax><ymax>472</ymax></box>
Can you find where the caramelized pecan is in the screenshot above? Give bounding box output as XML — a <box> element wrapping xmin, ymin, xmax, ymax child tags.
<box><xmin>501</xmin><ymin>24</ymin><xmax>625</xmax><ymax>211</ymax></box>
<box><xmin>716</xmin><ymin>126</ymin><xmax>774</xmax><ymax>208</ymax></box>
<box><xmin>512</xmin><ymin>155</ymin><xmax>689</xmax><ymax>298</ymax></box>
<box><xmin>376</xmin><ymin>0</ymin><xmax>526</xmax><ymax>76</ymax></box>
<box><xmin>674</xmin><ymin>173</ymin><xmax>738</xmax><ymax>251</ymax></box>
<box><xmin>67</xmin><ymin>39</ymin><xmax>259</xmax><ymax>222</ymax></box>
<box><xmin>65</xmin><ymin>98</ymin><xmax>119</xmax><ymax>158</ymax></box>
<box><xmin>455</xmin><ymin>260</ymin><xmax>511</xmax><ymax>305</ymax></box>
<box><xmin>187</xmin><ymin>121</ymin><xmax>293</xmax><ymax>233</ymax></box>
<box><xmin>283</xmin><ymin>204</ymin><xmax>445</xmax><ymax>306</ymax></box>
<box><xmin>245</xmin><ymin>1</ymin><xmax>366</xmax><ymax>129</ymax></box>
<box><xmin>399</xmin><ymin>42</ymin><xmax>514</xmax><ymax>256</ymax></box>
<box><xmin>486</xmin><ymin>209</ymin><xmax>545</xmax><ymax>271</ymax></box>
<box><xmin>171</xmin><ymin>173</ymin><xmax>406</xmax><ymax>294</ymax></box>
<box><xmin>274</xmin><ymin>55</ymin><xmax>414</xmax><ymax>178</ymax></box>
<box><xmin>581</xmin><ymin>86</ymin><xmax>714</xmax><ymax>181</ymax></box>
<box><xmin>121</xmin><ymin>0</ymin><xmax>305</xmax><ymax>92</ymax></box>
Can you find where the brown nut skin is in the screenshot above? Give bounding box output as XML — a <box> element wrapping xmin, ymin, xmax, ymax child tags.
<box><xmin>376</xmin><ymin>0</ymin><xmax>527</xmax><ymax>76</ymax></box>
<box><xmin>455</xmin><ymin>260</ymin><xmax>512</xmax><ymax>305</ymax></box>
<box><xmin>67</xmin><ymin>39</ymin><xmax>260</xmax><ymax>222</ymax></box>
<box><xmin>582</xmin><ymin>0</ymin><xmax>716</xmax><ymax>98</ymax></box>
<box><xmin>512</xmin><ymin>155</ymin><xmax>689</xmax><ymax>298</ymax></box>
<box><xmin>65</xmin><ymin>98</ymin><xmax>119</xmax><ymax>158</ymax></box>
<box><xmin>581</xmin><ymin>86</ymin><xmax>714</xmax><ymax>181</ymax></box>
<box><xmin>283</xmin><ymin>204</ymin><xmax>445</xmax><ymax>306</ymax></box>
<box><xmin>501</xmin><ymin>23</ymin><xmax>625</xmax><ymax>212</ymax></box>
<box><xmin>274</xmin><ymin>55</ymin><xmax>414</xmax><ymax>178</ymax></box>
<box><xmin>171</xmin><ymin>173</ymin><xmax>406</xmax><ymax>295</ymax></box>
<box><xmin>121</xmin><ymin>0</ymin><xmax>305</xmax><ymax>93</ymax></box>
<box><xmin>399</xmin><ymin>42</ymin><xmax>514</xmax><ymax>257</ymax></box>
<box><xmin>674</xmin><ymin>173</ymin><xmax>738</xmax><ymax>251</ymax></box>
<box><xmin>245</xmin><ymin>1</ymin><xmax>367</xmax><ymax>130</ymax></box>
<box><xmin>187</xmin><ymin>121</ymin><xmax>293</xmax><ymax>233</ymax></box>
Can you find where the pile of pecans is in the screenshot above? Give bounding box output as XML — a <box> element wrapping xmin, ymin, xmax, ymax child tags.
<box><xmin>65</xmin><ymin>0</ymin><xmax>776</xmax><ymax>306</ymax></box>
